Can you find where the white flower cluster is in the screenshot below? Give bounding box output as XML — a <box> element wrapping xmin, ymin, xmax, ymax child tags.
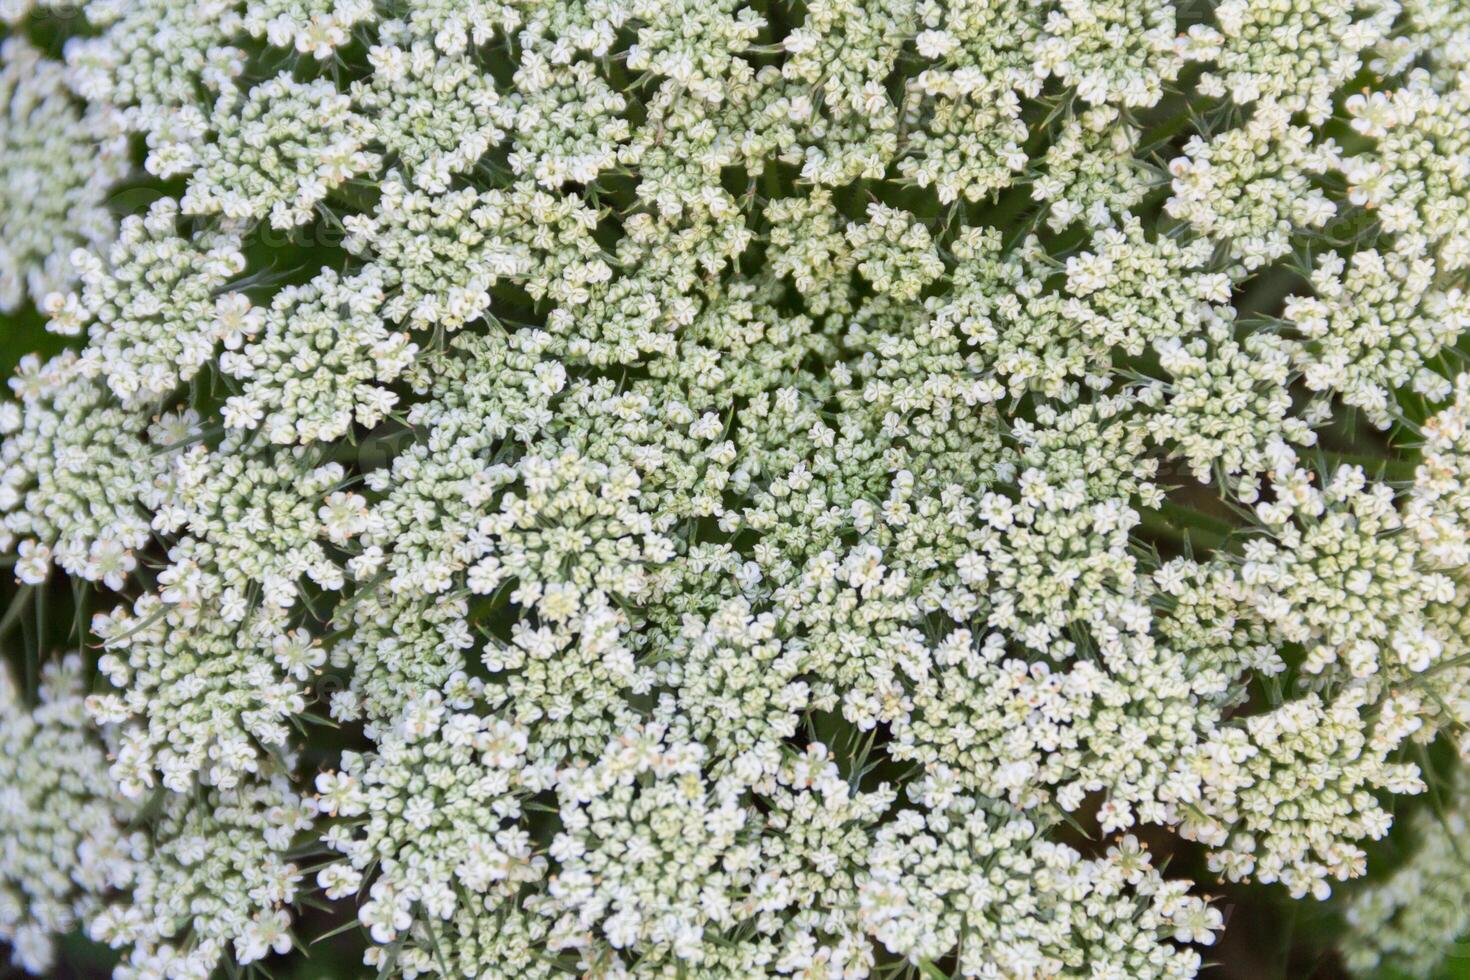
<box><xmin>0</xmin><ymin>657</ymin><xmax>140</xmax><ymax>975</ymax></box>
<box><xmin>1182</xmin><ymin>0</ymin><xmax>1398</xmax><ymax>123</ymax></box>
<box><xmin>0</xmin><ymin>37</ymin><xmax>125</xmax><ymax>312</ymax></box>
<box><xmin>220</xmin><ymin>267</ymin><xmax>415</xmax><ymax>445</ymax></box>
<box><xmin>1342</xmin><ymin>776</ymin><xmax>1470</xmax><ymax>978</ymax></box>
<box><xmin>0</xmin><ymin>0</ymin><xmax>1469</xmax><ymax>976</ymax></box>
<box><xmin>180</xmin><ymin>72</ymin><xmax>379</xmax><ymax>228</ymax></box>
<box><xmin>860</xmin><ymin>790</ymin><xmax>1216</xmax><ymax>976</ymax></box>
<box><xmin>88</xmin><ymin>768</ymin><xmax>313</xmax><ymax>980</ymax></box>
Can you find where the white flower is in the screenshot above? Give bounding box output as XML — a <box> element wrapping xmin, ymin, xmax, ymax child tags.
<box><xmin>0</xmin><ymin>3</ymin><xmax>1466</xmax><ymax>976</ymax></box>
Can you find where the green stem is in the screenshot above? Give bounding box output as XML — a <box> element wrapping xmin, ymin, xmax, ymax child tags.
<box><xmin>1136</xmin><ymin>501</ymin><xmax>1231</xmax><ymax>552</ymax></box>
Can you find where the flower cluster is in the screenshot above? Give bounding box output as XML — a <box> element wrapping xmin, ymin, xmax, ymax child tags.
<box><xmin>1342</xmin><ymin>776</ymin><xmax>1470</xmax><ymax>978</ymax></box>
<box><xmin>0</xmin><ymin>0</ymin><xmax>1468</xmax><ymax>976</ymax></box>
<box><xmin>0</xmin><ymin>657</ymin><xmax>139</xmax><ymax>975</ymax></box>
<box><xmin>0</xmin><ymin>37</ymin><xmax>125</xmax><ymax>312</ymax></box>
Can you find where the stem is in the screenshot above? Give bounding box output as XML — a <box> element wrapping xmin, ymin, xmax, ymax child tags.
<box><xmin>1136</xmin><ymin>500</ymin><xmax>1231</xmax><ymax>552</ymax></box>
